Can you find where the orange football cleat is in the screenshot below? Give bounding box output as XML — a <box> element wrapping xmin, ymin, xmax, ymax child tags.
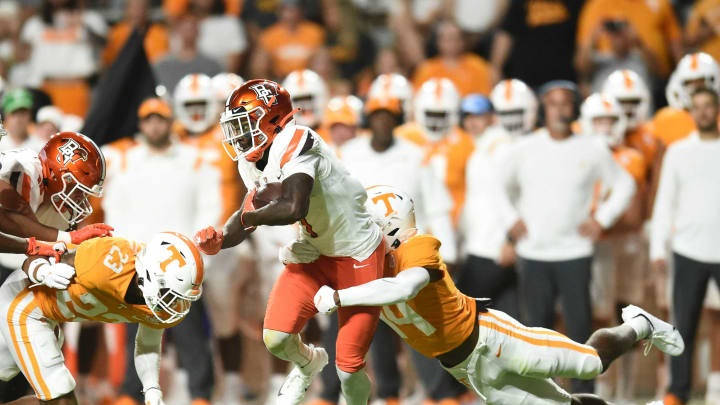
<box><xmin>663</xmin><ymin>393</ymin><xmax>684</xmax><ymax>405</ymax></box>
<box><xmin>111</xmin><ymin>395</ymin><xmax>140</xmax><ymax>405</ymax></box>
<box><xmin>191</xmin><ymin>399</ymin><xmax>211</xmax><ymax>405</ymax></box>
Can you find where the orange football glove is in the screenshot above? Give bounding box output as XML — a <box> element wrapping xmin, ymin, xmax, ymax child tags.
<box><xmin>69</xmin><ymin>223</ymin><xmax>114</xmax><ymax>244</ymax></box>
<box><xmin>240</xmin><ymin>188</ymin><xmax>258</xmax><ymax>227</ymax></box>
<box><xmin>194</xmin><ymin>226</ymin><xmax>223</xmax><ymax>255</ymax></box>
<box><xmin>26</xmin><ymin>237</ymin><xmax>66</xmax><ymax>262</ymax></box>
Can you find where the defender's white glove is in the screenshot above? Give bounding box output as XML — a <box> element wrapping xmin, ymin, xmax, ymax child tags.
<box><xmin>28</xmin><ymin>260</ymin><xmax>75</xmax><ymax>289</ymax></box>
<box><xmin>314</xmin><ymin>285</ymin><xmax>338</xmax><ymax>314</ymax></box>
<box><xmin>144</xmin><ymin>387</ymin><xmax>165</xmax><ymax>405</ymax></box>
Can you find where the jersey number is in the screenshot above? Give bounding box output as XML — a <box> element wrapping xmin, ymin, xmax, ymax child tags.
<box><xmin>103</xmin><ymin>245</ymin><xmax>129</xmax><ymax>274</ymax></box>
<box><xmin>300</xmin><ymin>218</ymin><xmax>318</xmax><ymax>238</ymax></box>
<box><xmin>56</xmin><ymin>290</ymin><xmax>143</xmax><ymax>324</ymax></box>
<box><xmin>380</xmin><ymin>303</ymin><xmax>436</xmax><ymax>339</ymax></box>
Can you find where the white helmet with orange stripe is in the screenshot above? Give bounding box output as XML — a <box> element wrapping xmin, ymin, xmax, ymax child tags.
<box><xmin>490</xmin><ymin>79</ymin><xmax>537</xmax><ymax>135</ymax></box>
<box><xmin>282</xmin><ymin>69</ymin><xmax>328</xmax><ymax>128</ymax></box>
<box><xmin>601</xmin><ymin>69</ymin><xmax>651</xmax><ymax>129</ymax></box>
<box><xmin>368</xmin><ymin>73</ymin><xmax>413</xmax><ymax>121</ymax></box>
<box><xmin>211</xmin><ymin>73</ymin><xmax>245</xmax><ymax>106</ymax></box>
<box><xmin>174</xmin><ymin>73</ymin><xmax>219</xmax><ymax>134</ymax></box>
<box><xmin>414</xmin><ymin>78</ymin><xmax>460</xmax><ymax>140</ymax></box>
<box><xmin>668</xmin><ymin>52</ymin><xmax>720</xmax><ymax>109</ymax></box>
<box><xmin>580</xmin><ymin>93</ymin><xmax>628</xmax><ymax>147</ymax></box>
<box><xmin>135</xmin><ymin>232</ymin><xmax>205</xmax><ymax>324</ymax></box>
<box><xmin>365</xmin><ymin>185</ymin><xmax>417</xmax><ymax>251</ymax></box>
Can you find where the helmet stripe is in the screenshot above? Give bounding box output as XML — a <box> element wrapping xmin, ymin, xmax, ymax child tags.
<box><xmin>504</xmin><ymin>80</ymin><xmax>513</xmax><ymax>101</ymax></box>
<box><xmin>165</xmin><ymin>232</ymin><xmax>204</xmax><ymax>286</ymax></box>
<box><xmin>622</xmin><ymin>70</ymin><xmax>634</xmax><ymax>89</ymax></box>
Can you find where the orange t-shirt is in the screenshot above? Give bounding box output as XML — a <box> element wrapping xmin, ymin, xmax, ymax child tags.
<box><xmin>650</xmin><ymin>107</ymin><xmax>696</xmax><ymax>146</ymax></box>
<box><xmin>33</xmin><ymin>237</ymin><xmax>181</xmax><ymax>329</ymax></box>
<box><xmin>183</xmin><ymin>126</ymin><xmax>244</xmax><ymax>224</ymax></box>
<box><xmin>686</xmin><ymin>0</ymin><xmax>720</xmax><ymax>63</ymax></box>
<box><xmin>576</xmin><ymin>0</ymin><xmax>681</xmax><ymax>76</ymax></box>
<box><xmin>259</xmin><ymin>21</ymin><xmax>325</xmax><ymax>78</ymax></box>
<box><xmin>412</xmin><ymin>54</ymin><xmax>492</xmax><ymax>96</ymax></box>
<box><xmin>102</xmin><ymin>22</ymin><xmax>169</xmax><ymax>67</ymax></box>
<box><xmin>382</xmin><ymin>235</ymin><xmax>476</xmax><ymax>358</ymax></box>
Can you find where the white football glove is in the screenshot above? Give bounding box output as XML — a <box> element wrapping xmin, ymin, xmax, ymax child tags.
<box><xmin>144</xmin><ymin>387</ymin><xmax>165</xmax><ymax>405</ymax></box>
<box><xmin>314</xmin><ymin>285</ymin><xmax>338</xmax><ymax>314</ymax></box>
<box><xmin>29</xmin><ymin>260</ymin><xmax>75</xmax><ymax>289</ymax></box>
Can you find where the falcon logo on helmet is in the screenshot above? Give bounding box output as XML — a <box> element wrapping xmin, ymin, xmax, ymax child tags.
<box><xmin>57</xmin><ymin>139</ymin><xmax>89</xmax><ymax>166</ymax></box>
<box><xmin>250</xmin><ymin>83</ymin><xmax>279</xmax><ymax>106</ymax></box>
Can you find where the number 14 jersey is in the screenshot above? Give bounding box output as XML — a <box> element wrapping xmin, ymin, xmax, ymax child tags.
<box><xmin>31</xmin><ymin>237</ymin><xmax>181</xmax><ymax>329</ymax></box>
<box><xmin>382</xmin><ymin>235</ymin><xmax>476</xmax><ymax>357</ymax></box>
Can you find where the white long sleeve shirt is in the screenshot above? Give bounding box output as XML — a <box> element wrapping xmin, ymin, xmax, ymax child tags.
<box><xmin>650</xmin><ymin>132</ymin><xmax>720</xmax><ymax>262</ymax></box>
<box><xmin>495</xmin><ymin>129</ymin><xmax>635</xmax><ymax>261</ymax></box>
<box><xmin>461</xmin><ymin>126</ymin><xmax>514</xmax><ymax>260</ymax></box>
<box><xmin>101</xmin><ymin>138</ymin><xmax>221</xmax><ymax>243</ymax></box>
<box><xmin>339</xmin><ymin>135</ymin><xmax>457</xmax><ymax>263</ymax></box>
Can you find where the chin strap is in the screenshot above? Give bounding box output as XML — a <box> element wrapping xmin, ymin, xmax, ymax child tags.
<box><xmin>278</xmin><ymin>108</ymin><xmax>302</xmax><ymax>129</ymax></box>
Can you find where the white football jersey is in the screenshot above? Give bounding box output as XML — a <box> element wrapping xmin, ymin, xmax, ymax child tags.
<box><xmin>237</xmin><ymin>125</ymin><xmax>382</xmax><ymax>261</ymax></box>
<box><xmin>0</xmin><ymin>149</ymin><xmax>45</xmax><ymax>213</ymax></box>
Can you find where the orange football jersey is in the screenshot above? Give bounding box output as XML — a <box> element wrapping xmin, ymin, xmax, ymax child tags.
<box><xmin>394</xmin><ymin>122</ymin><xmax>429</xmax><ymax>147</ymax></box>
<box><xmin>613</xmin><ymin>145</ymin><xmax>647</xmax><ymax>184</ymax></box>
<box><xmin>382</xmin><ymin>235</ymin><xmax>476</xmax><ymax>358</ymax></box>
<box><xmin>625</xmin><ymin>123</ymin><xmax>660</xmax><ymax>169</ymax></box>
<box><xmin>32</xmin><ymin>237</ymin><xmax>181</xmax><ymax>329</ymax></box>
<box><xmin>651</xmin><ymin>107</ymin><xmax>696</xmax><ymax>146</ymax></box>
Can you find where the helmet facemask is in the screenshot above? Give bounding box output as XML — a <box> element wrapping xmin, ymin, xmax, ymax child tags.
<box><xmin>291</xmin><ymin>95</ymin><xmax>319</xmax><ymax>127</ymax></box>
<box><xmin>497</xmin><ymin>109</ymin><xmax>526</xmax><ymax>135</ymax></box>
<box><xmin>220</xmin><ymin>106</ymin><xmax>269</xmax><ymax>162</ymax></box>
<box><xmin>423</xmin><ymin>110</ymin><xmax>451</xmax><ymax>139</ymax></box>
<box><xmin>51</xmin><ymin>172</ymin><xmax>102</xmax><ymax>225</ymax></box>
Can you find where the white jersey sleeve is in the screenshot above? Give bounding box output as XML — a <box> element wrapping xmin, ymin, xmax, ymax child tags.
<box><xmin>0</xmin><ymin>149</ymin><xmax>45</xmax><ymax>213</ymax></box>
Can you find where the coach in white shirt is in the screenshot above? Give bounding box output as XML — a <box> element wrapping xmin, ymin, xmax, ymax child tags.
<box><xmin>458</xmin><ymin>94</ymin><xmax>519</xmax><ymax>317</ymax></box>
<box><xmin>101</xmin><ymin>98</ymin><xmax>218</xmax><ymax>404</ymax></box>
<box><xmin>495</xmin><ymin>81</ymin><xmax>635</xmax><ymax>393</ymax></box>
<box><xmin>650</xmin><ymin>87</ymin><xmax>720</xmax><ymax>404</ymax></box>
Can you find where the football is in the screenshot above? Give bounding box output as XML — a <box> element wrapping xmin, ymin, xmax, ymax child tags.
<box><xmin>252</xmin><ymin>182</ymin><xmax>283</xmax><ymax>208</ymax></box>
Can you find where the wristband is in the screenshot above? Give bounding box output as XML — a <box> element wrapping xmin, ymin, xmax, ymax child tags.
<box><xmin>57</xmin><ymin>231</ymin><xmax>72</xmax><ymax>244</ymax></box>
<box><xmin>28</xmin><ymin>258</ymin><xmax>50</xmax><ymax>284</ymax></box>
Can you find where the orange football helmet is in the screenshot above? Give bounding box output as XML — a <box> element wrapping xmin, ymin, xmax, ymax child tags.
<box><xmin>220</xmin><ymin>79</ymin><xmax>297</xmax><ymax>162</ymax></box>
<box><xmin>38</xmin><ymin>132</ymin><xmax>105</xmax><ymax>225</ymax></box>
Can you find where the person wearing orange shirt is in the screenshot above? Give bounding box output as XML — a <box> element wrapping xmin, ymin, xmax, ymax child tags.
<box><xmin>412</xmin><ymin>21</ymin><xmax>492</xmax><ymax>97</ymax></box>
<box><xmin>576</xmin><ymin>0</ymin><xmax>682</xmax><ymax>79</ymax></box>
<box><xmin>254</xmin><ymin>0</ymin><xmax>325</xmax><ymax>80</ymax></box>
<box><xmin>102</xmin><ymin>0</ymin><xmax>169</xmax><ymax>67</ymax></box>
<box><xmin>314</xmin><ymin>185</ymin><xmax>684</xmax><ymax>405</ymax></box>
<box><xmin>686</xmin><ymin>0</ymin><xmax>720</xmax><ymax>64</ymax></box>
<box><xmin>0</xmin><ymin>233</ymin><xmax>204</xmax><ymax>405</ymax></box>
<box><xmin>580</xmin><ymin>93</ymin><xmax>649</xmax><ymax>402</ymax></box>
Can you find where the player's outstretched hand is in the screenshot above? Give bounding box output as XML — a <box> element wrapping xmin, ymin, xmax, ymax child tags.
<box><xmin>314</xmin><ymin>285</ymin><xmax>339</xmax><ymax>314</ymax></box>
<box><xmin>144</xmin><ymin>388</ymin><xmax>165</xmax><ymax>405</ymax></box>
<box><xmin>69</xmin><ymin>223</ymin><xmax>114</xmax><ymax>244</ymax></box>
<box><xmin>194</xmin><ymin>226</ymin><xmax>223</xmax><ymax>255</ymax></box>
<box><xmin>32</xmin><ymin>262</ymin><xmax>75</xmax><ymax>289</ymax></box>
<box><xmin>26</xmin><ymin>238</ymin><xmax>66</xmax><ymax>260</ymax></box>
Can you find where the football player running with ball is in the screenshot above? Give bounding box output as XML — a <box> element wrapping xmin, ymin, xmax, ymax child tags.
<box><xmin>194</xmin><ymin>80</ymin><xmax>385</xmax><ymax>405</ymax></box>
<box><xmin>314</xmin><ymin>185</ymin><xmax>685</xmax><ymax>405</ymax></box>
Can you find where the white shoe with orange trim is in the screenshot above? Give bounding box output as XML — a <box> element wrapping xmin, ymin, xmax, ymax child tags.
<box><xmin>277</xmin><ymin>345</ymin><xmax>328</xmax><ymax>405</ymax></box>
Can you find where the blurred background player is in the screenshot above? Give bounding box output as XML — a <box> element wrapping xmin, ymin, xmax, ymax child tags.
<box><xmin>282</xmin><ymin>69</ymin><xmax>328</xmax><ymax>134</ymax></box>
<box><xmin>489</xmin><ymin>79</ymin><xmax>538</xmax><ymax>137</ymax></box>
<box><xmin>459</xmin><ymin>94</ymin><xmax>519</xmax><ymax>318</ymax></box>
<box><xmin>580</xmin><ymin>92</ymin><xmax>647</xmax><ymax>402</ymax></box>
<box><xmin>494</xmin><ymin>81</ymin><xmax>636</xmax><ymax>393</ymax></box>
<box><xmin>320</xmin><ymin>95</ymin><xmax>363</xmax><ymax>149</ymax></box>
<box><xmin>99</xmin><ymin>97</ymin><xmax>218</xmax><ymax>405</ymax></box>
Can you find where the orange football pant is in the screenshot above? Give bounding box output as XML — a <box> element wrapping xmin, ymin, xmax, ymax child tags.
<box><xmin>264</xmin><ymin>241</ymin><xmax>385</xmax><ymax>373</ymax></box>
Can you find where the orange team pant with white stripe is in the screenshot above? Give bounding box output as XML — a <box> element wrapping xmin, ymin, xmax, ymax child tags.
<box><xmin>0</xmin><ymin>271</ymin><xmax>75</xmax><ymax>400</ymax></box>
<box><xmin>443</xmin><ymin>309</ymin><xmax>603</xmax><ymax>405</ymax></box>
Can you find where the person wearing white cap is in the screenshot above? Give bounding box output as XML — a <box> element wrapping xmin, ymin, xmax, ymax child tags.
<box><xmin>30</xmin><ymin>105</ymin><xmax>64</xmax><ymax>150</ymax></box>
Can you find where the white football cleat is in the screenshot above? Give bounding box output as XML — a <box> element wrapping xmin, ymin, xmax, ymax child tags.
<box><xmin>276</xmin><ymin>345</ymin><xmax>328</xmax><ymax>405</ymax></box>
<box><xmin>622</xmin><ymin>305</ymin><xmax>685</xmax><ymax>356</ymax></box>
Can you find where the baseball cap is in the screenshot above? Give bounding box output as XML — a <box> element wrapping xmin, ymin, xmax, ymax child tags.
<box><xmin>36</xmin><ymin>106</ymin><xmax>64</xmax><ymax>129</ymax></box>
<box><xmin>2</xmin><ymin>88</ymin><xmax>33</xmax><ymax>114</ymax></box>
<box><xmin>365</xmin><ymin>97</ymin><xmax>402</xmax><ymax>116</ymax></box>
<box><xmin>138</xmin><ymin>97</ymin><xmax>172</xmax><ymax>119</ymax></box>
<box><xmin>461</xmin><ymin>94</ymin><xmax>493</xmax><ymax>116</ymax></box>
<box><xmin>538</xmin><ymin>80</ymin><xmax>578</xmax><ymax>99</ymax></box>
<box><xmin>325</xmin><ymin>98</ymin><xmax>360</xmax><ymax>127</ymax></box>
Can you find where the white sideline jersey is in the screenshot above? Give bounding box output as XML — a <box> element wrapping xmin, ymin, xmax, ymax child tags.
<box><xmin>237</xmin><ymin>125</ymin><xmax>382</xmax><ymax>262</ymax></box>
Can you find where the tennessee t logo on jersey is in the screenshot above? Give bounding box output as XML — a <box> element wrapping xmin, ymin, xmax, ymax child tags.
<box><xmin>57</xmin><ymin>139</ymin><xmax>89</xmax><ymax>167</ymax></box>
<box><xmin>250</xmin><ymin>83</ymin><xmax>278</xmax><ymax>106</ymax></box>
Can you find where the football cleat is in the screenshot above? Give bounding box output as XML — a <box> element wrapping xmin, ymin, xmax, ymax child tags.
<box><xmin>622</xmin><ymin>305</ymin><xmax>684</xmax><ymax>356</ymax></box>
<box><xmin>277</xmin><ymin>345</ymin><xmax>328</xmax><ymax>405</ymax></box>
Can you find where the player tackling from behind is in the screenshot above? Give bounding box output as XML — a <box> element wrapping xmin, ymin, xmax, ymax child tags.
<box><xmin>314</xmin><ymin>185</ymin><xmax>685</xmax><ymax>405</ymax></box>
<box><xmin>194</xmin><ymin>79</ymin><xmax>385</xmax><ymax>405</ymax></box>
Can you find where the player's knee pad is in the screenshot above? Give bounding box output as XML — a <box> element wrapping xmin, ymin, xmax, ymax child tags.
<box><xmin>337</xmin><ymin>367</ymin><xmax>370</xmax><ymax>405</ymax></box>
<box><xmin>262</xmin><ymin>329</ymin><xmax>292</xmax><ymax>356</ymax></box>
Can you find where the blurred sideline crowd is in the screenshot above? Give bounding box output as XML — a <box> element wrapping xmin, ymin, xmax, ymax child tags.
<box><xmin>1</xmin><ymin>1</ymin><xmax>720</xmax><ymax>405</ymax></box>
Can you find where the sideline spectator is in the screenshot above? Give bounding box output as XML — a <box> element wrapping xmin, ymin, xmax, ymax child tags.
<box><xmin>190</xmin><ymin>0</ymin><xmax>247</xmax><ymax>72</ymax></box>
<box><xmin>102</xmin><ymin>0</ymin><xmax>169</xmax><ymax>67</ymax></box>
<box><xmin>31</xmin><ymin>104</ymin><xmax>63</xmax><ymax>147</ymax></box>
<box><xmin>685</xmin><ymin>0</ymin><xmax>720</xmax><ymax>63</ymax></box>
<box><xmin>0</xmin><ymin>88</ymin><xmax>39</xmax><ymax>151</ymax></box>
